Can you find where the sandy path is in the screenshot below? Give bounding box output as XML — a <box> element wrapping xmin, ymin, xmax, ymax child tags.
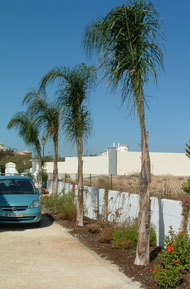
<box><xmin>0</xmin><ymin>215</ymin><xmax>141</xmax><ymax>289</ymax></box>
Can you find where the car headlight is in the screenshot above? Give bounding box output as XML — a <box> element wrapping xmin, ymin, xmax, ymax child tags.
<box><xmin>30</xmin><ymin>200</ymin><xmax>40</xmax><ymax>208</ymax></box>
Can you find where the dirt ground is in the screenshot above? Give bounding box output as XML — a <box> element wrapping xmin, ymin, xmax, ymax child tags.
<box><xmin>0</xmin><ymin>214</ymin><xmax>141</xmax><ymax>289</ymax></box>
<box><xmin>54</xmin><ymin>216</ymin><xmax>190</xmax><ymax>289</ymax></box>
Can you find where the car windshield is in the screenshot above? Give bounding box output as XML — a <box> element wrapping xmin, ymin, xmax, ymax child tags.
<box><xmin>0</xmin><ymin>179</ymin><xmax>35</xmax><ymax>195</ymax></box>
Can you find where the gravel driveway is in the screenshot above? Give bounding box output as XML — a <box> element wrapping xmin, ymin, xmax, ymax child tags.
<box><xmin>0</xmin><ymin>214</ymin><xmax>141</xmax><ymax>289</ymax></box>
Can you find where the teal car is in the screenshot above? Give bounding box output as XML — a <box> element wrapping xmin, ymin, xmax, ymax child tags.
<box><xmin>0</xmin><ymin>176</ymin><xmax>41</xmax><ymax>224</ymax></box>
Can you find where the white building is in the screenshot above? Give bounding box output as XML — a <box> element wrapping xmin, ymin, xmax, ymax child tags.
<box><xmin>100</xmin><ymin>143</ymin><xmax>129</xmax><ymax>156</ymax></box>
<box><xmin>0</xmin><ymin>143</ymin><xmax>5</xmax><ymax>151</ymax></box>
<box><xmin>116</xmin><ymin>143</ymin><xmax>129</xmax><ymax>152</ymax></box>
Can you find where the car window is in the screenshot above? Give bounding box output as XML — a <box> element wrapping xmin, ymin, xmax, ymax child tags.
<box><xmin>0</xmin><ymin>179</ymin><xmax>35</xmax><ymax>194</ymax></box>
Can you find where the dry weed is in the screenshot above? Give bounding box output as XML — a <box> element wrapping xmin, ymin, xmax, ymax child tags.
<box><xmin>83</xmin><ymin>174</ymin><xmax>188</xmax><ymax>200</ymax></box>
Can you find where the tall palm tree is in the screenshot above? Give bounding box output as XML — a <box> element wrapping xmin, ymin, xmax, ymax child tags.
<box><xmin>23</xmin><ymin>89</ymin><xmax>60</xmax><ymax>195</ymax></box>
<box><xmin>7</xmin><ymin>112</ymin><xmax>43</xmax><ymax>191</ymax></box>
<box><xmin>83</xmin><ymin>0</ymin><xmax>164</xmax><ymax>264</ymax></box>
<box><xmin>40</xmin><ymin>63</ymin><xmax>96</xmax><ymax>226</ymax></box>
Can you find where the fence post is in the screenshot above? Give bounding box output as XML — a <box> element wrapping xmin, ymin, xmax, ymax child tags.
<box><xmin>90</xmin><ymin>174</ymin><xmax>91</xmax><ymax>187</ymax></box>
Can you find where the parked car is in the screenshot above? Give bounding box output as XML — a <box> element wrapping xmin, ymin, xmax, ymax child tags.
<box><xmin>0</xmin><ymin>175</ymin><xmax>41</xmax><ymax>225</ymax></box>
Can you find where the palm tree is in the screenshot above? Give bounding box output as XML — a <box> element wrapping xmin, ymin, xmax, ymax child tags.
<box><xmin>83</xmin><ymin>0</ymin><xmax>164</xmax><ymax>264</ymax></box>
<box><xmin>40</xmin><ymin>63</ymin><xmax>96</xmax><ymax>226</ymax></box>
<box><xmin>23</xmin><ymin>89</ymin><xmax>60</xmax><ymax>195</ymax></box>
<box><xmin>7</xmin><ymin>112</ymin><xmax>43</xmax><ymax>191</ymax></box>
<box><xmin>185</xmin><ymin>142</ymin><xmax>190</xmax><ymax>159</ymax></box>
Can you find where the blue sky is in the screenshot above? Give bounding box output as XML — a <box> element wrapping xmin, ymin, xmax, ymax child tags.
<box><xmin>0</xmin><ymin>0</ymin><xmax>190</xmax><ymax>157</ymax></box>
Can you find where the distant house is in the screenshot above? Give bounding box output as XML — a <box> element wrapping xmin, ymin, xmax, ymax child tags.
<box><xmin>100</xmin><ymin>143</ymin><xmax>129</xmax><ymax>156</ymax></box>
<box><xmin>116</xmin><ymin>144</ymin><xmax>129</xmax><ymax>152</ymax></box>
<box><xmin>0</xmin><ymin>143</ymin><xmax>6</xmax><ymax>151</ymax></box>
<box><xmin>15</xmin><ymin>150</ymin><xmax>32</xmax><ymax>156</ymax></box>
<box><xmin>0</xmin><ymin>142</ymin><xmax>32</xmax><ymax>156</ymax></box>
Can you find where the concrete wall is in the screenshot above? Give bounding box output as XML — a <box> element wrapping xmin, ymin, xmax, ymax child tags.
<box><xmin>44</xmin><ymin>151</ymin><xmax>190</xmax><ymax>177</ymax></box>
<box><xmin>117</xmin><ymin>151</ymin><xmax>190</xmax><ymax>176</ymax></box>
<box><xmin>45</xmin><ymin>155</ymin><xmax>108</xmax><ymax>175</ymax></box>
<box><xmin>49</xmin><ymin>180</ymin><xmax>183</xmax><ymax>247</ymax></box>
<box><xmin>117</xmin><ymin>152</ymin><xmax>141</xmax><ymax>175</ymax></box>
<box><xmin>150</xmin><ymin>152</ymin><xmax>190</xmax><ymax>176</ymax></box>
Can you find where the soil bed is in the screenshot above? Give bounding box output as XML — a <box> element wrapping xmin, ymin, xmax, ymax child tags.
<box><xmin>51</xmin><ymin>214</ymin><xmax>190</xmax><ymax>289</ymax></box>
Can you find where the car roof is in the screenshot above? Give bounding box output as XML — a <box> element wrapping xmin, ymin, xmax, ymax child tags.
<box><xmin>0</xmin><ymin>176</ymin><xmax>31</xmax><ymax>181</ymax></box>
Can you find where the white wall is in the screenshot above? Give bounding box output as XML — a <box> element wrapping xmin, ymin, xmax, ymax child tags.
<box><xmin>150</xmin><ymin>152</ymin><xmax>190</xmax><ymax>176</ymax></box>
<box><xmin>117</xmin><ymin>151</ymin><xmax>190</xmax><ymax>176</ymax></box>
<box><xmin>45</xmin><ymin>155</ymin><xmax>108</xmax><ymax>175</ymax></box>
<box><xmin>117</xmin><ymin>152</ymin><xmax>141</xmax><ymax>175</ymax></box>
<box><xmin>44</xmin><ymin>151</ymin><xmax>190</xmax><ymax>177</ymax></box>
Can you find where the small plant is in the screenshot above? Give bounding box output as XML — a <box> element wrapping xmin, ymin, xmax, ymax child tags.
<box><xmin>112</xmin><ymin>238</ymin><xmax>131</xmax><ymax>249</ymax></box>
<box><xmin>98</xmin><ymin>227</ymin><xmax>113</xmax><ymax>243</ymax></box>
<box><xmin>181</xmin><ymin>177</ymin><xmax>190</xmax><ymax>195</ymax></box>
<box><xmin>152</xmin><ymin>264</ymin><xmax>183</xmax><ymax>289</ymax></box>
<box><xmin>41</xmin><ymin>190</ymin><xmax>76</xmax><ymax>220</ymax></box>
<box><xmin>25</xmin><ymin>172</ymin><xmax>34</xmax><ymax>179</ymax></box>
<box><xmin>112</xmin><ymin>226</ymin><xmax>137</xmax><ymax>249</ymax></box>
<box><xmin>150</xmin><ymin>227</ymin><xmax>157</xmax><ymax>247</ymax></box>
<box><xmin>112</xmin><ymin>221</ymin><xmax>156</xmax><ymax>249</ymax></box>
<box><xmin>181</xmin><ymin>196</ymin><xmax>190</xmax><ymax>233</ymax></box>
<box><xmin>85</xmin><ymin>223</ymin><xmax>102</xmax><ymax>234</ymax></box>
<box><xmin>42</xmin><ymin>171</ymin><xmax>48</xmax><ymax>183</ymax></box>
<box><xmin>152</xmin><ymin>227</ymin><xmax>190</xmax><ymax>288</ymax></box>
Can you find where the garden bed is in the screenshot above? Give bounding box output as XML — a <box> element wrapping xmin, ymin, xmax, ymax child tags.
<box><xmin>50</xmin><ymin>214</ymin><xmax>190</xmax><ymax>289</ymax></box>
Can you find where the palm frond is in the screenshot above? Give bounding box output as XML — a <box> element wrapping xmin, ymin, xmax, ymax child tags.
<box><xmin>40</xmin><ymin>63</ymin><xmax>96</xmax><ymax>146</ymax></box>
<box><xmin>23</xmin><ymin>89</ymin><xmax>60</xmax><ymax>141</ymax></box>
<box><xmin>83</xmin><ymin>0</ymin><xmax>164</xmax><ymax>120</ymax></box>
<box><xmin>7</xmin><ymin>112</ymin><xmax>41</xmax><ymax>154</ymax></box>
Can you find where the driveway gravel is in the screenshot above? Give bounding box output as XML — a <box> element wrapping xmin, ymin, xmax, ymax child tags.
<box><xmin>0</xmin><ymin>214</ymin><xmax>141</xmax><ymax>289</ymax></box>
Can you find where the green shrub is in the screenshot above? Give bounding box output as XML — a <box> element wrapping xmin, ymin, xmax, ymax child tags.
<box><xmin>42</xmin><ymin>171</ymin><xmax>48</xmax><ymax>183</ymax></box>
<box><xmin>112</xmin><ymin>223</ymin><xmax>157</xmax><ymax>249</ymax></box>
<box><xmin>25</xmin><ymin>172</ymin><xmax>34</xmax><ymax>179</ymax></box>
<box><xmin>150</xmin><ymin>227</ymin><xmax>157</xmax><ymax>247</ymax></box>
<box><xmin>57</xmin><ymin>191</ymin><xmax>76</xmax><ymax>220</ymax></box>
<box><xmin>182</xmin><ymin>177</ymin><xmax>190</xmax><ymax>194</ymax></box>
<box><xmin>112</xmin><ymin>226</ymin><xmax>137</xmax><ymax>249</ymax></box>
<box><xmin>112</xmin><ymin>238</ymin><xmax>131</xmax><ymax>249</ymax></box>
<box><xmin>42</xmin><ymin>191</ymin><xmax>76</xmax><ymax>220</ymax></box>
<box><xmin>152</xmin><ymin>264</ymin><xmax>183</xmax><ymax>289</ymax></box>
<box><xmin>152</xmin><ymin>227</ymin><xmax>190</xmax><ymax>288</ymax></box>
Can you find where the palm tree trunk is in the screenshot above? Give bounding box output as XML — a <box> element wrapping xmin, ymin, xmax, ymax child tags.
<box><xmin>76</xmin><ymin>137</ymin><xmax>84</xmax><ymax>226</ymax></box>
<box><xmin>52</xmin><ymin>137</ymin><xmax>58</xmax><ymax>194</ymax></box>
<box><xmin>134</xmin><ymin>96</ymin><xmax>151</xmax><ymax>265</ymax></box>
<box><xmin>37</xmin><ymin>152</ymin><xmax>43</xmax><ymax>193</ymax></box>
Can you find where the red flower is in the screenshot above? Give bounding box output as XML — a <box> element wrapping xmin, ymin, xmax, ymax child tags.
<box><xmin>172</xmin><ymin>234</ymin><xmax>177</xmax><ymax>238</ymax></box>
<box><xmin>155</xmin><ymin>268</ymin><xmax>159</xmax><ymax>272</ymax></box>
<box><xmin>173</xmin><ymin>260</ymin><xmax>179</xmax><ymax>263</ymax></box>
<box><xmin>167</xmin><ymin>245</ymin><xmax>173</xmax><ymax>253</ymax></box>
<box><xmin>150</xmin><ymin>267</ymin><xmax>154</xmax><ymax>272</ymax></box>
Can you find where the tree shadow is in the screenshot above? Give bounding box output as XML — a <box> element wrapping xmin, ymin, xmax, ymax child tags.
<box><xmin>150</xmin><ymin>246</ymin><xmax>162</xmax><ymax>262</ymax></box>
